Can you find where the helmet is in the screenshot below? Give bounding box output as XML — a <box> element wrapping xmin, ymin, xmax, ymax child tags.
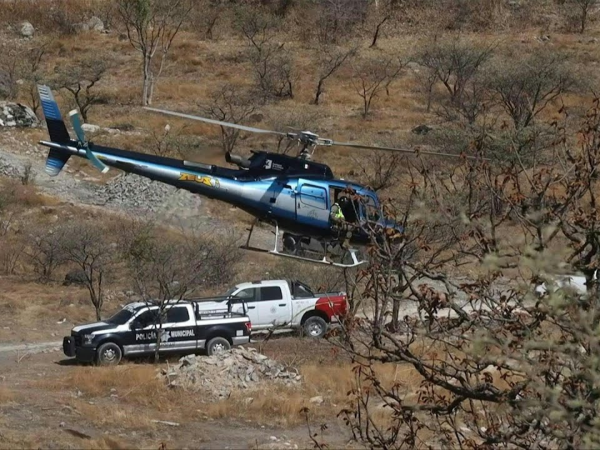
<box><xmin>338</xmin><ymin>196</ymin><xmax>349</xmax><ymax>207</ymax></box>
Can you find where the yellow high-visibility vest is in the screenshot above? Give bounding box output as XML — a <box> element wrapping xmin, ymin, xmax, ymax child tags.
<box><xmin>332</xmin><ymin>203</ymin><xmax>345</xmax><ymax>221</ymax></box>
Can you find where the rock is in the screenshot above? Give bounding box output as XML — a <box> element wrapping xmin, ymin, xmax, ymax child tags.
<box><xmin>63</xmin><ymin>269</ymin><xmax>88</xmax><ymax>286</ymax></box>
<box><xmin>76</xmin><ymin>23</ymin><xmax>90</xmax><ymax>32</ymax></box>
<box><xmin>411</xmin><ymin>124</ymin><xmax>433</xmax><ymax>136</ymax></box>
<box><xmin>151</xmin><ymin>420</ymin><xmax>180</xmax><ymax>427</ymax></box>
<box><xmin>179</xmin><ymin>354</ymin><xmax>197</xmax><ymax>366</ymax></box>
<box><xmin>0</xmin><ymin>70</ymin><xmax>12</xmax><ymax>98</ymax></box>
<box><xmin>0</xmin><ymin>103</ymin><xmax>38</xmax><ymax>128</ymax></box>
<box><xmin>19</xmin><ymin>21</ymin><xmax>34</xmax><ymax>38</ymax></box>
<box><xmin>81</xmin><ymin>123</ymin><xmax>101</xmax><ymax>133</ymax></box>
<box><xmin>87</xmin><ymin>16</ymin><xmax>104</xmax><ymax>32</ymax></box>
<box><xmin>309</xmin><ymin>396</ymin><xmax>324</xmax><ymax>405</ymax></box>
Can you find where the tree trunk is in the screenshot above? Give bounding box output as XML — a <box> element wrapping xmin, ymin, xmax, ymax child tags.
<box><xmin>314</xmin><ymin>79</ymin><xmax>324</xmax><ymax>105</ymax></box>
<box><xmin>154</xmin><ymin>317</ymin><xmax>164</xmax><ymax>363</ymax></box>
<box><xmin>142</xmin><ymin>56</ymin><xmax>152</xmax><ymax>106</ymax></box>
<box><xmin>370</xmin><ymin>16</ymin><xmax>389</xmax><ymax>48</ymax></box>
<box><xmin>391</xmin><ymin>298</ymin><xmax>400</xmax><ymax>332</ymax></box>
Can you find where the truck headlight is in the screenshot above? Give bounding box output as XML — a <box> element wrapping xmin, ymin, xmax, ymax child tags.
<box><xmin>83</xmin><ymin>334</ymin><xmax>94</xmax><ymax>345</ymax></box>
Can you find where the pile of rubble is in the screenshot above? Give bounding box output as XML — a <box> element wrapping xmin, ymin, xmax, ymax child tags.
<box><xmin>98</xmin><ymin>173</ymin><xmax>203</xmax><ymax>213</ymax></box>
<box><xmin>99</xmin><ymin>173</ymin><xmax>174</xmax><ymax>210</ymax></box>
<box><xmin>162</xmin><ymin>347</ymin><xmax>302</xmax><ymax>399</ymax></box>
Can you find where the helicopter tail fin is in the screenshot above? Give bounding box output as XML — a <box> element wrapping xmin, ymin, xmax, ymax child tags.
<box><xmin>38</xmin><ymin>85</ymin><xmax>72</xmax><ymax>176</ymax></box>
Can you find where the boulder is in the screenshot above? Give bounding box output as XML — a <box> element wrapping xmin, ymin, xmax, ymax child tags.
<box><xmin>0</xmin><ymin>103</ymin><xmax>38</xmax><ymax>128</ymax></box>
<box><xmin>87</xmin><ymin>16</ymin><xmax>104</xmax><ymax>32</ymax></box>
<box><xmin>64</xmin><ymin>269</ymin><xmax>88</xmax><ymax>286</ymax></box>
<box><xmin>19</xmin><ymin>21</ymin><xmax>34</xmax><ymax>38</ymax></box>
<box><xmin>309</xmin><ymin>395</ymin><xmax>324</xmax><ymax>405</ymax></box>
<box><xmin>411</xmin><ymin>124</ymin><xmax>433</xmax><ymax>136</ymax></box>
<box><xmin>81</xmin><ymin>123</ymin><xmax>101</xmax><ymax>133</ymax></box>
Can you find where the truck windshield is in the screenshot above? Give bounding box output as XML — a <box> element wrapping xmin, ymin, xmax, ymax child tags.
<box><xmin>106</xmin><ymin>309</ymin><xmax>134</xmax><ymax>325</ymax></box>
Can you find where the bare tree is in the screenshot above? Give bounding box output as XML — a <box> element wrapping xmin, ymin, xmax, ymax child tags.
<box><xmin>335</xmin><ymin>98</ymin><xmax>600</xmax><ymax>449</ymax></box>
<box><xmin>251</xmin><ymin>44</ymin><xmax>296</xmax><ymax>101</ymax></box>
<box><xmin>21</xmin><ymin>42</ymin><xmax>51</xmax><ymax>116</ymax></box>
<box><xmin>121</xmin><ymin>223</ymin><xmax>240</xmax><ymax>361</ymax></box>
<box><xmin>203</xmin><ymin>84</ymin><xmax>257</xmax><ymax>154</ymax></box>
<box><xmin>145</xmin><ymin>123</ymin><xmax>189</xmax><ymax>158</ymax></box>
<box><xmin>25</xmin><ymin>225</ymin><xmax>68</xmax><ymax>283</ymax></box>
<box><xmin>486</xmin><ymin>52</ymin><xmax>578</xmax><ymax>130</ymax></box>
<box><xmin>351</xmin><ymin>56</ymin><xmax>404</xmax><ymax>118</ymax></box>
<box><xmin>350</xmin><ymin>150</ymin><xmax>404</xmax><ymax>192</ymax></box>
<box><xmin>572</xmin><ymin>0</ymin><xmax>597</xmax><ymax>33</ymax></box>
<box><xmin>316</xmin><ymin>0</ymin><xmax>368</xmax><ymax>44</ymax></box>
<box><xmin>235</xmin><ymin>6</ymin><xmax>295</xmax><ymax>102</ymax></box>
<box><xmin>52</xmin><ymin>57</ymin><xmax>107</xmax><ymax>122</ymax></box>
<box><xmin>415</xmin><ymin>39</ymin><xmax>494</xmax><ymax>124</ymax></box>
<box><xmin>61</xmin><ymin>220</ymin><xmax>117</xmax><ymax>320</ymax></box>
<box><xmin>367</xmin><ymin>0</ymin><xmax>396</xmax><ymax>48</ymax></box>
<box><xmin>313</xmin><ymin>46</ymin><xmax>356</xmax><ymax>105</ymax></box>
<box><xmin>234</xmin><ymin>6</ymin><xmax>280</xmax><ymax>55</ymax></box>
<box><xmin>117</xmin><ymin>0</ymin><xmax>192</xmax><ymax>106</ymax></box>
<box><xmin>0</xmin><ymin>237</ymin><xmax>24</xmax><ymax>275</ymax></box>
<box><xmin>0</xmin><ymin>49</ymin><xmax>20</xmax><ymax>100</ymax></box>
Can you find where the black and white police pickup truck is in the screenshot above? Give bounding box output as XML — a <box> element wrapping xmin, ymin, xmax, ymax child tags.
<box><xmin>63</xmin><ymin>300</ymin><xmax>251</xmax><ymax>365</ymax></box>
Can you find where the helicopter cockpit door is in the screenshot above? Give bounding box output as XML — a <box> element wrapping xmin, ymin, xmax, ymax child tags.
<box><xmin>296</xmin><ymin>182</ymin><xmax>329</xmax><ymax>227</ymax></box>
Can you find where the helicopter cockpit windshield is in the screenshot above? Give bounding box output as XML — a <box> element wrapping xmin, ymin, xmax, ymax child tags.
<box><xmin>363</xmin><ymin>195</ymin><xmax>381</xmax><ymax>222</ymax></box>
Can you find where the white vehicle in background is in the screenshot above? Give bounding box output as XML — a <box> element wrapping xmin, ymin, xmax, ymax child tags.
<box><xmin>197</xmin><ymin>280</ymin><xmax>348</xmax><ymax>338</ymax></box>
<box><xmin>535</xmin><ymin>270</ymin><xmax>597</xmax><ymax>297</ymax></box>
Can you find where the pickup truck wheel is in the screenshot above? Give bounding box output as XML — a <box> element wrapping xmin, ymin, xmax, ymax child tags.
<box><xmin>207</xmin><ymin>337</ymin><xmax>231</xmax><ymax>356</ymax></box>
<box><xmin>303</xmin><ymin>316</ymin><xmax>328</xmax><ymax>338</ymax></box>
<box><xmin>96</xmin><ymin>342</ymin><xmax>122</xmax><ymax>366</ymax></box>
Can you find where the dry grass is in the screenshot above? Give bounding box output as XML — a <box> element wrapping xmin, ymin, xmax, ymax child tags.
<box><xmin>0</xmin><ymin>387</ymin><xmax>17</xmax><ymax>404</ymax></box>
<box><xmin>36</xmin><ymin>358</ymin><xmax>421</xmax><ymax>428</ymax></box>
<box><xmin>204</xmin><ymin>362</ymin><xmax>421</xmax><ymax>426</ymax></box>
<box><xmin>66</xmin><ymin>399</ymin><xmax>157</xmax><ymax>430</ymax></box>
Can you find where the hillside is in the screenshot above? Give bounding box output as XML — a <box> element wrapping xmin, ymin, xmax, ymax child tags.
<box><xmin>2</xmin><ymin>0</ymin><xmax>600</xmax><ymax>448</ymax></box>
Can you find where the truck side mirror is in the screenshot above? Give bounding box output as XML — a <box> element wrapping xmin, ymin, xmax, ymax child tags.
<box><xmin>130</xmin><ymin>320</ymin><xmax>142</xmax><ymax>330</ymax></box>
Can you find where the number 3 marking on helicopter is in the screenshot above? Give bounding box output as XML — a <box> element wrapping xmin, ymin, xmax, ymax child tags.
<box><xmin>179</xmin><ymin>173</ymin><xmax>220</xmax><ymax>188</ymax></box>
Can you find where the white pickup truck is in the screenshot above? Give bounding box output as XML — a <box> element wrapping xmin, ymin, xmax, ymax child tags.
<box><xmin>198</xmin><ymin>280</ymin><xmax>347</xmax><ymax>338</ymax></box>
<box><xmin>535</xmin><ymin>270</ymin><xmax>597</xmax><ymax>297</ymax></box>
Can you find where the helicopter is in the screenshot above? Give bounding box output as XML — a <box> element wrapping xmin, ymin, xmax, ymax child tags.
<box><xmin>37</xmin><ymin>84</ymin><xmax>476</xmax><ymax>268</ymax></box>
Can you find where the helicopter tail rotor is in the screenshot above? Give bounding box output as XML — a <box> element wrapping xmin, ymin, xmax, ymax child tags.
<box><xmin>68</xmin><ymin>110</ymin><xmax>109</xmax><ymax>174</ymax></box>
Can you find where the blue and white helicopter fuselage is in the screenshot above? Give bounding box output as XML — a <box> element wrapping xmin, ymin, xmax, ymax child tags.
<box><xmin>38</xmin><ymin>85</ymin><xmax>398</xmax><ymax>267</ymax></box>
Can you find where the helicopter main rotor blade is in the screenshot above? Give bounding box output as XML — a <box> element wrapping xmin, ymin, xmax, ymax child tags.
<box><xmin>144</xmin><ymin>107</ymin><xmax>290</xmax><ymax>137</ymax></box>
<box><xmin>328</xmin><ymin>141</ymin><xmax>486</xmax><ymax>161</ymax></box>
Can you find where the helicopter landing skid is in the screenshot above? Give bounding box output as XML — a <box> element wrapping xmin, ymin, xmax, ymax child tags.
<box><xmin>240</xmin><ymin>244</ymin><xmax>365</xmax><ymax>268</ymax></box>
<box><xmin>270</xmin><ymin>248</ymin><xmax>364</xmax><ymax>268</ymax></box>
<box><xmin>242</xmin><ymin>220</ymin><xmax>365</xmax><ymax>268</ymax></box>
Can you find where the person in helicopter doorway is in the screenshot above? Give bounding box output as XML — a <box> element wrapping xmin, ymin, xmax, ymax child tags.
<box><xmin>330</xmin><ymin>195</ymin><xmax>352</xmax><ymax>250</ymax></box>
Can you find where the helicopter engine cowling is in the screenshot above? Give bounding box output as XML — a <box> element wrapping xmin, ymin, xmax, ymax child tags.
<box><xmin>226</xmin><ymin>152</ymin><xmax>251</xmax><ymax>169</ymax></box>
